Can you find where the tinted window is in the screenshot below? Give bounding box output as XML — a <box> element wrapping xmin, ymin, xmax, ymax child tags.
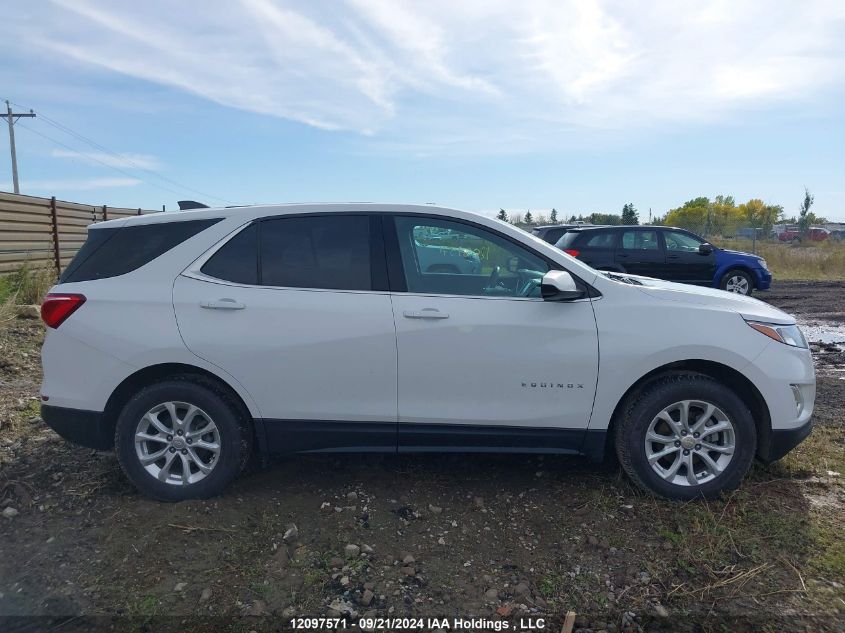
<box><xmin>621</xmin><ymin>230</ymin><xmax>659</xmax><ymax>250</ymax></box>
<box><xmin>201</xmin><ymin>223</ymin><xmax>258</xmax><ymax>284</ymax></box>
<box><xmin>543</xmin><ymin>227</ymin><xmax>567</xmax><ymax>244</ymax></box>
<box><xmin>61</xmin><ymin>219</ymin><xmax>221</xmax><ymax>283</ymax></box>
<box><xmin>584</xmin><ymin>232</ymin><xmax>617</xmax><ymax>248</ymax></box>
<box><xmin>394</xmin><ymin>217</ymin><xmax>549</xmax><ymax>297</ymax></box>
<box><xmin>554</xmin><ymin>232</ymin><xmax>579</xmax><ymax>249</ymax></box>
<box><xmin>260</xmin><ymin>215</ymin><xmax>371</xmax><ymax>290</ymax></box>
<box><xmin>664</xmin><ymin>230</ymin><xmax>703</xmax><ymax>252</ymax></box>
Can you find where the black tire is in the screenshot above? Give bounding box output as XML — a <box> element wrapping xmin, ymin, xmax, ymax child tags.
<box><xmin>719</xmin><ymin>269</ymin><xmax>754</xmax><ymax>295</ymax></box>
<box><xmin>115</xmin><ymin>376</ymin><xmax>251</xmax><ymax>501</ymax></box>
<box><xmin>614</xmin><ymin>372</ymin><xmax>756</xmax><ymax>500</ymax></box>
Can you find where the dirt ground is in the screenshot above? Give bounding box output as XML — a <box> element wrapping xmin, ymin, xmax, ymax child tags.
<box><xmin>1</xmin><ymin>281</ymin><xmax>843</xmax><ymax>633</ymax></box>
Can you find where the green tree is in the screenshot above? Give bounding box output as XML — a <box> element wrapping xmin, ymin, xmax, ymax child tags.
<box><xmin>523</xmin><ymin>210</ymin><xmax>534</xmax><ymax>225</ymax></box>
<box><xmin>621</xmin><ymin>203</ymin><xmax>639</xmax><ymax>225</ymax></box>
<box><xmin>550</xmin><ymin>208</ymin><xmax>558</xmax><ymax>223</ymax></box>
<box><xmin>798</xmin><ymin>187</ymin><xmax>814</xmax><ymax>237</ymax></box>
<box><xmin>664</xmin><ymin>197</ymin><xmax>711</xmax><ymax>234</ymax></box>
<box><xmin>496</xmin><ymin>209</ymin><xmax>508</xmax><ymax>222</ymax></box>
<box><xmin>587</xmin><ymin>212</ymin><xmax>621</xmax><ymax>225</ymax></box>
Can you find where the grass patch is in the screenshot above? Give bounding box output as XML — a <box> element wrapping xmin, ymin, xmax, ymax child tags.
<box><xmin>127</xmin><ymin>595</ymin><xmax>159</xmax><ymax>617</ymax></box>
<box><xmin>712</xmin><ymin>238</ymin><xmax>845</xmax><ymax>280</ymax></box>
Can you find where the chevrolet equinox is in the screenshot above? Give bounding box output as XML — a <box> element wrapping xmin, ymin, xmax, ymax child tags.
<box><xmin>39</xmin><ymin>204</ymin><xmax>815</xmax><ymax>501</ymax></box>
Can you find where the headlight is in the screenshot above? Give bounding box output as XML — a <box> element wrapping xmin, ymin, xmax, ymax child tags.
<box><xmin>757</xmin><ymin>258</ymin><xmax>768</xmax><ymax>270</ymax></box>
<box><xmin>746</xmin><ymin>321</ymin><xmax>808</xmax><ymax>348</ymax></box>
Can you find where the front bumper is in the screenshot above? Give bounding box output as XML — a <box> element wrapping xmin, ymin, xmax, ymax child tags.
<box><xmin>758</xmin><ymin>417</ymin><xmax>813</xmax><ymax>464</ymax></box>
<box><xmin>41</xmin><ymin>404</ymin><xmax>113</xmax><ymax>451</ymax></box>
<box><xmin>754</xmin><ymin>267</ymin><xmax>772</xmax><ymax>290</ymax></box>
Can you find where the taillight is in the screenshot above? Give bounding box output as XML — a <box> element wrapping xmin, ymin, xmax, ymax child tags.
<box><xmin>564</xmin><ymin>249</ymin><xmax>580</xmax><ymax>257</ymax></box>
<box><xmin>41</xmin><ymin>294</ymin><xmax>86</xmax><ymax>329</ymax></box>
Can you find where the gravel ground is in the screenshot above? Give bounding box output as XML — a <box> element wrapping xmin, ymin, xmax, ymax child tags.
<box><xmin>0</xmin><ymin>281</ymin><xmax>843</xmax><ymax>633</ymax></box>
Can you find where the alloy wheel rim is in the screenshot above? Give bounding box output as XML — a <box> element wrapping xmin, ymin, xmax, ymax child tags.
<box><xmin>134</xmin><ymin>401</ymin><xmax>221</xmax><ymax>486</ymax></box>
<box><xmin>726</xmin><ymin>275</ymin><xmax>749</xmax><ymax>294</ymax></box>
<box><xmin>644</xmin><ymin>400</ymin><xmax>736</xmax><ymax>487</ymax></box>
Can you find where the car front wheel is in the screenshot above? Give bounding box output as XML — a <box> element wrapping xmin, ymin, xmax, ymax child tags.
<box><xmin>115</xmin><ymin>377</ymin><xmax>251</xmax><ymax>501</ymax></box>
<box><xmin>720</xmin><ymin>269</ymin><xmax>753</xmax><ymax>295</ymax></box>
<box><xmin>615</xmin><ymin>373</ymin><xmax>756</xmax><ymax>500</ymax></box>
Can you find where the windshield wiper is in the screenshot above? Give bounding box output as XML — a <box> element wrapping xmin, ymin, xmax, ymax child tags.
<box><xmin>604</xmin><ymin>272</ymin><xmax>643</xmax><ymax>285</ymax></box>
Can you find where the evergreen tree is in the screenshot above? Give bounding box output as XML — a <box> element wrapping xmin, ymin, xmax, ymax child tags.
<box><xmin>496</xmin><ymin>209</ymin><xmax>508</xmax><ymax>222</ymax></box>
<box><xmin>621</xmin><ymin>203</ymin><xmax>639</xmax><ymax>225</ymax></box>
<box><xmin>523</xmin><ymin>210</ymin><xmax>534</xmax><ymax>225</ymax></box>
<box><xmin>550</xmin><ymin>208</ymin><xmax>558</xmax><ymax>223</ymax></box>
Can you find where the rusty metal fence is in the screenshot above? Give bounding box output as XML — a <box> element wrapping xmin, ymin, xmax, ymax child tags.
<box><xmin>0</xmin><ymin>191</ymin><xmax>158</xmax><ymax>275</ymax></box>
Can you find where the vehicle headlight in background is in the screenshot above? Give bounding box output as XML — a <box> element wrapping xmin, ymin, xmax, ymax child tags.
<box><xmin>746</xmin><ymin>321</ymin><xmax>808</xmax><ymax>348</ymax></box>
<box><xmin>757</xmin><ymin>258</ymin><xmax>768</xmax><ymax>269</ymax></box>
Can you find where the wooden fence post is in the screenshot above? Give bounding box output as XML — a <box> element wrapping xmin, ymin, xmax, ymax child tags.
<box><xmin>137</xmin><ymin>208</ymin><xmax>142</xmax><ymax>216</ymax></box>
<box><xmin>49</xmin><ymin>196</ymin><xmax>61</xmax><ymax>277</ymax></box>
<box><xmin>102</xmin><ymin>205</ymin><xmax>108</xmax><ymax>221</ymax></box>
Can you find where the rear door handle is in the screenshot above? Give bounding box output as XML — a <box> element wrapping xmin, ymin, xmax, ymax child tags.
<box><xmin>403</xmin><ymin>309</ymin><xmax>449</xmax><ymax>319</ymax></box>
<box><xmin>201</xmin><ymin>298</ymin><xmax>246</xmax><ymax>310</ymax></box>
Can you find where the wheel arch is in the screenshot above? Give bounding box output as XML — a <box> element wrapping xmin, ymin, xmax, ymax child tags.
<box><xmin>101</xmin><ymin>363</ymin><xmax>266</xmax><ymax>457</ymax></box>
<box><xmin>718</xmin><ymin>265</ymin><xmax>757</xmax><ymax>289</ymax></box>
<box><xmin>594</xmin><ymin>359</ymin><xmax>771</xmax><ymax>462</ymax></box>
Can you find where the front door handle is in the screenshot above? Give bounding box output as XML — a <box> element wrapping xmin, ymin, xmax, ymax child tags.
<box><xmin>201</xmin><ymin>298</ymin><xmax>246</xmax><ymax>310</ymax></box>
<box><xmin>403</xmin><ymin>309</ymin><xmax>449</xmax><ymax>319</ymax></box>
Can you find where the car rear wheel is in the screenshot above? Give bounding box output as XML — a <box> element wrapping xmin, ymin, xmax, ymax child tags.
<box><xmin>615</xmin><ymin>372</ymin><xmax>756</xmax><ymax>500</ymax></box>
<box><xmin>115</xmin><ymin>377</ymin><xmax>251</xmax><ymax>501</ymax></box>
<box><xmin>720</xmin><ymin>269</ymin><xmax>753</xmax><ymax>295</ymax></box>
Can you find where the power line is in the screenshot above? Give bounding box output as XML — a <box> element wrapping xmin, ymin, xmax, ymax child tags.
<box><xmin>6</xmin><ymin>99</ymin><xmax>235</xmax><ymax>205</ymax></box>
<box><xmin>17</xmin><ymin>121</ymin><xmax>198</xmax><ymax>200</ymax></box>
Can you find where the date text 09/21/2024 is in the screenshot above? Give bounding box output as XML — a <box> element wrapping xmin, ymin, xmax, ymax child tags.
<box><xmin>290</xmin><ymin>617</ymin><xmax>548</xmax><ymax>630</ymax></box>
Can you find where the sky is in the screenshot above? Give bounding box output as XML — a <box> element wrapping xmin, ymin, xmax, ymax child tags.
<box><xmin>0</xmin><ymin>0</ymin><xmax>844</xmax><ymax>220</ymax></box>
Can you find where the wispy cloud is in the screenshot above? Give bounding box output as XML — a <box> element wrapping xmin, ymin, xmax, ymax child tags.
<box><xmin>51</xmin><ymin>149</ymin><xmax>161</xmax><ymax>170</ymax></box>
<box><xmin>6</xmin><ymin>0</ymin><xmax>845</xmax><ymax>151</ymax></box>
<box><xmin>1</xmin><ymin>178</ymin><xmax>142</xmax><ymax>191</ymax></box>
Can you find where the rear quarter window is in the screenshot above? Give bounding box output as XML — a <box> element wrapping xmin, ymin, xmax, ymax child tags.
<box><xmin>61</xmin><ymin>218</ymin><xmax>221</xmax><ymax>283</ymax></box>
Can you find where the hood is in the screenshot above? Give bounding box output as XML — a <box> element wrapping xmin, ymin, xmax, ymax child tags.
<box><xmin>718</xmin><ymin>248</ymin><xmax>760</xmax><ymax>259</ymax></box>
<box><xmin>609</xmin><ymin>274</ymin><xmax>794</xmax><ymax>324</ymax></box>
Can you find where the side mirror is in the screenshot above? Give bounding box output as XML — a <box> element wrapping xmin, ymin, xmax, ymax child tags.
<box><xmin>541</xmin><ymin>270</ymin><xmax>585</xmax><ymax>301</ymax></box>
<box><xmin>699</xmin><ymin>243</ymin><xmax>714</xmax><ymax>255</ymax></box>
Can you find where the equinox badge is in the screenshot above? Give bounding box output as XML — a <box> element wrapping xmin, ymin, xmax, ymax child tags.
<box><xmin>522</xmin><ymin>382</ymin><xmax>584</xmax><ymax>389</ymax></box>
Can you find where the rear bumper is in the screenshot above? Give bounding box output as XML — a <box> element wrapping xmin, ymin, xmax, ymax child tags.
<box><xmin>41</xmin><ymin>404</ymin><xmax>113</xmax><ymax>451</ymax></box>
<box><xmin>758</xmin><ymin>417</ymin><xmax>813</xmax><ymax>464</ymax></box>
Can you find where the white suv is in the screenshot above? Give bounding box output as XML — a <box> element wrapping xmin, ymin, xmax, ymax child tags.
<box><xmin>39</xmin><ymin>204</ymin><xmax>815</xmax><ymax>501</ymax></box>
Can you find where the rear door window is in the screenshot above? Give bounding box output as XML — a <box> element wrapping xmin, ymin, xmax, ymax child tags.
<box><xmin>620</xmin><ymin>230</ymin><xmax>660</xmax><ymax>250</ymax></box>
<box><xmin>260</xmin><ymin>215</ymin><xmax>372</xmax><ymax>290</ymax></box>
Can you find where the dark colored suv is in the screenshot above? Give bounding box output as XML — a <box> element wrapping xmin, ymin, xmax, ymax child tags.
<box><xmin>530</xmin><ymin>224</ymin><xmax>585</xmax><ymax>244</ymax></box>
<box><xmin>555</xmin><ymin>226</ymin><xmax>772</xmax><ymax>295</ymax></box>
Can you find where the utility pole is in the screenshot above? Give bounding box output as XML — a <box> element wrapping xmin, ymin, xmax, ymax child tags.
<box><xmin>1</xmin><ymin>100</ymin><xmax>36</xmax><ymax>194</ymax></box>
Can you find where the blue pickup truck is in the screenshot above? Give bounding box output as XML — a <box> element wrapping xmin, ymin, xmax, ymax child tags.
<box><xmin>553</xmin><ymin>225</ymin><xmax>771</xmax><ymax>295</ymax></box>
